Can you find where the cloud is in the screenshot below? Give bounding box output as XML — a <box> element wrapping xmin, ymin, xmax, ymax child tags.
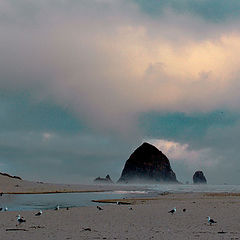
<box><xmin>0</xmin><ymin>130</ymin><xmax>132</xmax><ymax>183</ymax></box>
<box><xmin>0</xmin><ymin>0</ymin><xmax>240</xmax><ymax>137</ymax></box>
<box><xmin>42</xmin><ymin>132</ymin><xmax>52</xmax><ymax>141</ymax></box>
<box><xmin>148</xmin><ymin>138</ymin><xmax>217</xmax><ymax>168</ymax></box>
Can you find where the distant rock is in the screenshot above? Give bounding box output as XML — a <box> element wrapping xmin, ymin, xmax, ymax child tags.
<box><xmin>94</xmin><ymin>174</ymin><xmax>113</xmax><ymax>184</ymax></box>
<box><xmin>193</xmin><ymin>171</ymin><xmax>207</xmax><ymax>184</ymax></box>
<box><xmin>0</xmin><ymin>172</ymin><xmax>22</xmax><ymax>180</ymax></box>
<box><xmin>118</xmin><ymin>142</ymin><xmax>178</xmax><ymax>183</ymax></box>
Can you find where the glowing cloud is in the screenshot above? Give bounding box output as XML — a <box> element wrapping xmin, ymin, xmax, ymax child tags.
<box><xmin>148</xmin><ymin>139</ymin><xmax>218</xmax><ymax>168</ymax></box>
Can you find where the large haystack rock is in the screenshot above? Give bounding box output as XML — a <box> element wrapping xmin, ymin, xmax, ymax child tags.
<box><xmin>193</xmin><ymin>171</ymin><xmax>207</xmax><ymax>184</ymax></box>
<box><xmin>118</xmin><ymin>142</ymin><xmax>178</xmax><ymax>183</ymax></box>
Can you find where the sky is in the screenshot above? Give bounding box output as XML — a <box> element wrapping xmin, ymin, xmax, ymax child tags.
<box><xmin>1</xmin><ymin>0</ymin><xmax>240</xmax><ymax>184</ymax></box>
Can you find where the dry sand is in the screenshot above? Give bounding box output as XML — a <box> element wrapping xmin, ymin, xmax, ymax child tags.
<box><xmin>0</xmin><ymin>174</ymin><xmax>141</xmax><ymax>194</ymax></box>
<box><xmin>1</xmin><ymin>175</ymin><xmax>240</xmax><ymax>239</ymax></box>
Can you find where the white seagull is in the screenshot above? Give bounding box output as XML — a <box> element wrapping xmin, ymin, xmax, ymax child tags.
<box><xmin>55</xmin><ymin>205</ymin><xmax>60</xmax><ymax>210</ymax></box>
<box><xmin>4</xmin><ymin>206</ymin><xmax>8</xmax><ymax>211</ymax></box>
<box><xmin>17</xmin><ymin>215</ymin><xmax>26</xmax><ymax>225</ymax></box>
<box><xmin>168</xmin><ymin>207</ymin><xmax>176</xmax><ymax>214</ymax></box>
<box><xmin>207</xmin><ymin>216</ymin><xmax>217</xmax><ymax>225</ymax></box>
<box><xmin>35</xmin><ymin>210</ymin><xmax>43</xmax><ymax>216</ymax></box>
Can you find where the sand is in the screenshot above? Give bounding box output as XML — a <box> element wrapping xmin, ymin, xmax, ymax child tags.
<box><xmin>0</xmin><ymin>174</ymin><xmax>142</xmax><ymax>194</ymax></box>
<box><xmin>1</xmin><ymin>175</ymin><xmax>240</xmax><ymax>239</ymax></box>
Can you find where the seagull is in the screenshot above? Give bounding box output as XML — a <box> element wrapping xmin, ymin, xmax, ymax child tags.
<box><xmin>97</xmin><ymin>206</ymin><xmax>103</xmax><ymax>210</ymax></box>
<box><xmin>207</xmin><ymin>216</ymin><xmax>217</xmax><ymax>225</ymax></box>
<box><xmin>55</xmin><ymin>205</ymin><xmax>60</xmax><ymax>210</ymax></box>
<box><xmin>17</xmin><ymin>215</ymin><xmax>26</xmax><ymax>225</ymax></box>
<box><xmin>168</xmin><ymin>207</ymin><xmax>176</xmax><ymax>214</ymax></box>
<box><xmin>4</xmin><ymin>206</ymin><xmax>8</xmax><ymax>211</ymax></box>
<box><xmin>35</xmin><ymin>210</ymin><xmax>42</xmax><ymax>216</ymax></box>
<box><xmin>0</xmin><ymin>208</ymin><xmax>2</xmax><ymax>211</ymax></box>
<box><xmin>129</xmin><ymin>207</ymin><xmax>133</xmax><ymax>210</ymax></box>
<box><xmin>116</xmin><ymin>201</ymin><xmax>120</xmax><ymax>205</ymax></box>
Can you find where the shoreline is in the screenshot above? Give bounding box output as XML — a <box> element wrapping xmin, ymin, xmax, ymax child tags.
<box><xmin>3</xmin><ymin>190</ymin><xmax>112</xmax><ymax>195</ymax></box>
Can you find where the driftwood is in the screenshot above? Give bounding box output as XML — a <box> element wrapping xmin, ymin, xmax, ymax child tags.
<box><xmin>6</xmin><ymin>228</ymin><xmax>28</xmax><ymax>231</ymax></box>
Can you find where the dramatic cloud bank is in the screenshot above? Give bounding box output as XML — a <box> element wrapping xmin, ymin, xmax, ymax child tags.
<box><xmin>1</xmin><ymin>0</ymin><xmax>240</xmax><ymax>183</ymax></box>
<box><xmin>1</xmin><ymin>0</ymin><xmax>240</xmax><ymax>136</ymax></box>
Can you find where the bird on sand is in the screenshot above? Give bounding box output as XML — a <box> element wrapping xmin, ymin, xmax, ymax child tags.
<box><xmin>183</xmin><ymin>208</ymin><xmax>186</xmax><ymax>212</ymax></box>
<box><xmin>35</xmin><ymin>210</ymin><xmax>42</xmax><ymax>216</ymax></box>
<box><xmin>17</xmin><ymin>215</ymin><xmax>26</xmax><ymax>225</ymax></box>
<box><xmin>4</xmin><ymin>206</ymin><xmax>8</xmax><ymax>211</ymax></box>
<box><xmin>97</xmin><ymin>206</ymin><xmax>103</xmax><ymax>210</ymax></box>
<box><xmin>168</xmin><ymin>207</ymin><xmax>176</xmax><ymax>214</ymax></box>
<box><xmin>55</xmin><ymin>205</ymin><xmax>60</xmax><ymax>210</ymax></box>
<box><xmin>207</xmin><ymin>216</ymin><xmax>217</xmax><ymax>225</ymax></box>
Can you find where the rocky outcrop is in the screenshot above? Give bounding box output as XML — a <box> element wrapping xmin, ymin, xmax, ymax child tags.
<box><xmin>94</xmin><ymin>174</ymin><xmax>113</xmax><ymax>184</ymax></box>
<box><xmin>118</xmin><ymin>142</ymin><xmax>178</xmax><ymax>183</ymax></box>
<box><xmin>193</xmin><ymin>171</ymin><xmax>207</xmax><ymax>184</ymax></box>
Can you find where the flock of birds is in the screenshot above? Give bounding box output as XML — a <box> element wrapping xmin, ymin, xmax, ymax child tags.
<box><xmin>16</xmin><ymin>207</ymin><xmax>52</xmax><ymax>225</ymax></box>
<box><xmin>0</xmin><ymin>205</ymin><xmax>59</xmax><ymax>226</ymax></box>
<box><xmin>2</xmin><ymin>203</ymin><xmax>217</xmax><ymax>227</ymax></box>
<box><xmin>167</xmin><ymin>207</ymin><xmax>217</xmax><ymax>226</ymax></box>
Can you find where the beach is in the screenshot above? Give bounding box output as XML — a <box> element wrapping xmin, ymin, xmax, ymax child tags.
<box><xmin>1</xmin><ymin>192</ymin><xmax>240</xmax><ymax>239</ymax></box>
<box><xmin>1</xmin><ymin>175</ymin><xmax>240</xmax><ymax>239</ymax></box>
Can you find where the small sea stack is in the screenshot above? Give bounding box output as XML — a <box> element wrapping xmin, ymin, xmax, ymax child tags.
<box><xmin>94</xmin><ymin>174</ymin><xmax>113</xmax><ymax>184</ymax></box>
<box><xmin>193</xmin><ymin>171</ymin><xmax>207</xmax><ymax>184</ymax></box>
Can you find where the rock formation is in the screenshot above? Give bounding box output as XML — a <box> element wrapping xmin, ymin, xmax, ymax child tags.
<box><xmin>118</xmin><ymin>142</ymin><xmax>178</xmax><ymax>183</ymax></box>
<box><xmin>193</xmin><ymin>171</ymin><xmax>207</xmax><ymax>184</ymax></box>
<box><xmin>94</xmin><ymin>174</ymin><xmax>113</xmax><ymax>184</ymax></box>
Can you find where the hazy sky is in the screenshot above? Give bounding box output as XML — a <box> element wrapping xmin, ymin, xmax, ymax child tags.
<box><xmin>1</xmin><ymin>0</ymin><xmax>240</xmax><ymax>184</ymax></box>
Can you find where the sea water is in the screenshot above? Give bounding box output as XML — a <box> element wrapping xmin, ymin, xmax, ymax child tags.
<box><xmin>0</xmin><ymin>191</ymin><xmax>147</xmax><ymax>211</ymax></box>
<box><xmin>146</xmin><ymin>184</ymin><xmax>240</xmax><ymax>193</ymax></box>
